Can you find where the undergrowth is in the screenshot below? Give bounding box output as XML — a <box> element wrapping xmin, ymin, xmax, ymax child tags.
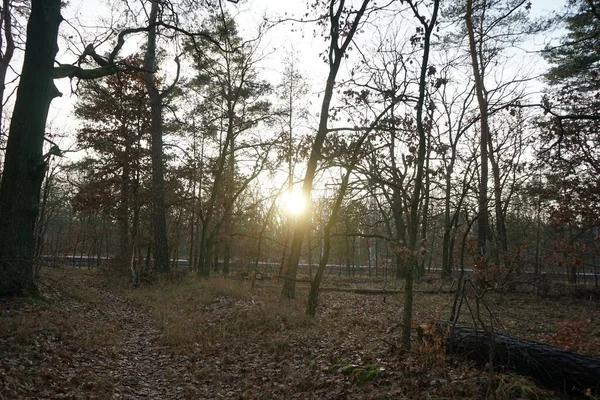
<box><xmin>3</xmin><ymin>268</ymin><xmax>591</xmax><ymax>399</ymax></box>
<box><xmin>0</xmin><ymin>269</ymin><xmax>123</xmax><ymax>351</ymax></box>
<box><xmin>123</xmin><ymin>275</ymin><xmax>318</xmax><ymax>350</ymax></box>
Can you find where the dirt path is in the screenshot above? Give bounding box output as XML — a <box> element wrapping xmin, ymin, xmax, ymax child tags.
<box><xmin>1</xmin><ymin>269</ymin><xmax>210</xmax><ymax>399</ymax></box>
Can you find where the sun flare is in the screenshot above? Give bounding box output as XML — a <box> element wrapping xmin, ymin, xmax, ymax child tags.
<box><xmin>281</xmin><ymin>189</ymin><xmax>307</xmax><ymax>217</ymax></box>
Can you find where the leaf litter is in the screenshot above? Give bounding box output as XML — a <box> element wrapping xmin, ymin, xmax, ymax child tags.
<box><xmin>2</xmin><ymin>268</ymin><xmax>596</xmax><ymax>399</ymax></box>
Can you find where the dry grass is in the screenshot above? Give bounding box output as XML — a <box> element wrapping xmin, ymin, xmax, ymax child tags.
<box><xmin>4</xmin><ymin>268</ymin><xmax>596</xmax><ymax>399</ymax></box>
<box><xmin>0</xmin><ymin>270</ymin><xmax>124</xmax><ymax>352</ymax></box>
<box><xmin>494</xmin><ymin>373</ymin><xmax>556</xmax><ymax>399</ymax></box>
<box><xmin>124</xmin><ymin>275</ymin><xmax>319</xmax><ymax>350</ymax></box>
<box><xmin>119</xmin><ymin>273</ymin><xmax>580</xmax><ymax>398</ymax></box>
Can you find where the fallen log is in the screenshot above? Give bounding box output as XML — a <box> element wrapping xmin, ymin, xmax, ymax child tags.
<box><xmin>319</xmin><ymin>287</ymin><xmax>401</xmax><ymax>295</ymax></box>
<box><xmin>428</xmin><ymin>321</ymin><xmax>600</xmax><ymax>395</ymax></box>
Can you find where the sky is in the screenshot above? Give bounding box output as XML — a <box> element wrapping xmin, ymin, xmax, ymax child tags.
<box><xmin>41</xmin><ymin>0</ymin><xmax>568</xmax><ymax>157</ymax></box>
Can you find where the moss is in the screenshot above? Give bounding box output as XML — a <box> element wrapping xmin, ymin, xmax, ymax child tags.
<box><xmin>330</xmin><ymin>361</ymin><xmax>381</xmax><ymax>385</ymax></box>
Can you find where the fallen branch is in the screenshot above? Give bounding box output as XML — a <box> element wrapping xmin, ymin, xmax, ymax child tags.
<box><xmin>427</xmin><ymin>321</ymin><xmax>600</xmax><ymax>395</ymax></box>
<box><xmin>319</xmin><ymin>287</ymin><xmax>401</xmax><ymax>295</ymax></box>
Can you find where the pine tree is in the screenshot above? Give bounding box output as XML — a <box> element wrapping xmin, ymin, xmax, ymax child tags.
<box><xmin>545</xmin><ymin>1</ymin><xmax>600</xmax><ymax>91</ymax></box>
<box><xmin>72</xmin><ymin>57</ymin><xmax>152</xmax><ymax>269</ymax></box>
<box><xmin>539</xmin><ymin>0</ymin><xmax>600</xmax><ymax>228</ymax></box>
<box><xmin>186</xmin><ymin>11</ymin><xmax>271</xmax><ymax>276</ymax></box>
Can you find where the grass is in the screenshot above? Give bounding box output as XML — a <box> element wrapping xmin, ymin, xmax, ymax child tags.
<box><xmin>124</xmin><ymin>275</ymin><xmax>318</xmax><ymax>351</ymax></box>
<box><xmin>116</xmin><ymin>272</ymin><xmax>580</xmax><ymax>399</ymax></box>
<box><xmin>330</xmin><ymin>361</ymin><xmax>383</xmax><ymax>385</ymax></box>
<box><xmin>494</xmin><ymin>373</ymin><xmax>555</xmax><ymax>399</ymax></box>
<box><xmin>79</xmin><ymin>372</ymin><xmax>116</xmax><ymax>400</ymax></box>
<box><xmin>0</xmin><ymin>268</ymin><xmax>122</xmax><ymax>352</ymax></box>
<box><xmin>5</xmin><ymin>267</ymin><xmax>597</xmax><ymax>399</ymax></box>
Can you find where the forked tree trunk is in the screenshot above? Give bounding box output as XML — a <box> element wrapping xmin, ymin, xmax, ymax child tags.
<box><xmin>0</xmin><ymin>0</ymin><xmax>62</xmax><ymax>296</ymax></box>
<box><xmin>307</xmin><ymin>169</ymin><xmax>351</xmax><ymax>316</ymax></box>
<box><xmin>306</xmin><ymin>99</ymin><xmax>401</xmax><ymax>316</ymax></box>
<box><xmin>282</xmin><ymin>0</ymin><xmax>371</xmax><ymax>299</ymax></box>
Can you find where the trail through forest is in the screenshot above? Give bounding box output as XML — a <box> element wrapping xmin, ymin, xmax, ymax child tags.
<box><xmin>2</xmin><ymin>268</ymin><xmax>598</xmax><ymax>399</ymax></box>
<box><xmin>1</xmin><ymin>270</ymin><xmax>212</xmax><ymax>399</ymax></box>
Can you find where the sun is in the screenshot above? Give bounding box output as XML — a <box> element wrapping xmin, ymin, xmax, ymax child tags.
<box><xmin>281</xmin><ymin>189</ymin><xmax>307</xmax><ymax>217</ymax></box>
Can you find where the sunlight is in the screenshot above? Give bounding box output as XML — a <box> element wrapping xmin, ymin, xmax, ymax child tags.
<box><xmin>281</xmin><ymin>189</ymin><xmax>307</xmax><ymax>217</ymax></box>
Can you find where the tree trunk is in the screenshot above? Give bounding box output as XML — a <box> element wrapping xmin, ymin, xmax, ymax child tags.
<box><xmin>144</xmin><ymin>0</ymin><xmax>169</xmax><ymax>274</ymax></box>
<box><xmin>393</xmin><ymin>193</ymin><xmax>407</xmax><ymax>279</ymax></box>
<box><xmin>0</xmin><ymin>0</ymin><xmax>62</xmax><ymax>296</ymax></box>
<box><xmin>307</xmin><ymin>168</ymin><xmax>351</xmax><ymax>316</ymax></box>
<box><xmin>194</xmin><ymin>104</ymin><xmax>234</xmax><ymax>277</ymax></box>
<box><xmin>466</xmin><ymin>0</ymin><xmax>490</xmax><ymax>266</ymax></box>
<box><xmin>418</xmin><ymin>120</ymin><xmax>433</xmax><ymax>279</ymax></box>
<box><xmin>222</xmin><ymin>113</ymin><xmax>236</xmax><ymax>277</ymax></box>
<box><xmin>34</xmin><ymin>165</ymin><xmax>53</xmax><ymax>265</ymax></box>
<box><xmin>487</xmin><ymin>138</ymin><xmax>508</xmax><ymax>262</ymax></box>
<box><xmin>401</xmin><ymin>0</ymin><xmax>440</xmax><ymax>350</ymax></box>
<box><xmin>252</xmin><ymin>194</ymin><xmax>279</xmax><ymax>288</ymax></box>
<box><xmin>389</xmin><ymin>107</ymin><xmax>406</xmax><ymax>280</ymax></box>
<box><xmin>282</xmin><ymin>63</ymin><xmax>340</xmax><ymax>298</ymax></box>
<box><xmin>118</xmin><ymin>142</ymin><xmax>131</xmax><ymax>264</ymax></box>
<box><xmin>0</xmin><ymin>0</ymin><xmax>15</xmax><ymax>172</ymax></box>
<box><xmin>282</xmin><ymin>0</ymin><xmax>371</xmax><ymax>299</ymax></box>
<box><xmin>431</xmin><ymin>321</ymin><xmax>600</xmax><ymax>395</ymax></box>
<box><xmin>197</xmin><ymin>218</ymin><xmax>210</xmax><ymax>277</ymax></box>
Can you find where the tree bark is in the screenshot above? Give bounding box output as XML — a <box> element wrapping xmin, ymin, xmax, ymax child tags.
<box><xmin>307</xmin><ymin>168</ymin><xmax>351</xmax><ymax>316</ymax></box>
<box><xmin>144</xmin><ymin>0</ymin><xmax>169</xmax><ymax>274</ymax></box>
<box><xmin>431</xmin><ymin>322</ymin><xmax>600</xmax><ymax>395</ymax></box>
<box><xmin>487</xmin><ymin>136</ymin><xmax>508</xmax><ymax>261</ymax></box>
<box><xmin>197</xmin><ymin>218</ymin><xmax>211</xmax><ymax>277</ymax></box>
<box><xmin>118</xmin><ymin>141</ymin><xmax>132</xmax><ymax>264</ymax></box>
<box><xmin>0</xmin><ymin>0</ymin><xmax>62</xmax><ymax>296</ymax></box>
<box><xmin>222</xmin><ymin>106</ymin><xmax>236</xmax><ymax>277</ymax></box>
<box><xmin>418</xmin><ymin>126</ymin><xmax>432</xmax><ymax>278</ymax></box>
<box><xmin>466</xmin><ymin>0</ymin><xmax>490</xmax><ymax>265</ymax></box>
<box><xmin>0</xmin><ymin>0</ymin><xmax>15</xmax><ymax>141</ymax></box>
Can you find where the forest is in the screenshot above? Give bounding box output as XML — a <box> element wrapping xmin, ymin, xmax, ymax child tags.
<box><xmin>0</xmin><ymin>0</ymin><xmax>599</xmax><ymax>398</ymax></box>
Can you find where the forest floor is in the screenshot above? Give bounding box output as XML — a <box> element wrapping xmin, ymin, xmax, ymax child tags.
<box><xmin>1</xmin><ymin>267</ymin><xmax>599</xmax><ymax>399</ymax></box>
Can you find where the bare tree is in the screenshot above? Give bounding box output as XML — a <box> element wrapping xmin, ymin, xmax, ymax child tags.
<box><xmin>281</xmin><ymin>0</ymin><xmax>373</xmax><ymax>299</ymax></box>
<box><xmin>465</xmin><ymin>0</ymin><xmax>491</xmax><ymax>268</ymax></box>
<box><xmin>400</xmin><ymin>0</ymin><xmax>440</xmax><ymax>350</ymax></box>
